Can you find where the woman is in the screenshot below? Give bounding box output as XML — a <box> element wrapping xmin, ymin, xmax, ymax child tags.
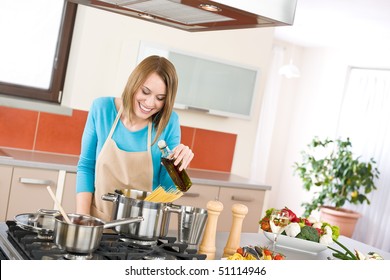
<box><xmin>76</xmin><ymin>55</ymin><xmax>194</xmax><ymax>221</ymax></box>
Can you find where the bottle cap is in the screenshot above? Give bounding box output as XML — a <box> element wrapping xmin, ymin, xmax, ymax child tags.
<box><xmin>157</xmin><ymin>140</ymin><xmax>167</xmax><ymax>149</ymax></box>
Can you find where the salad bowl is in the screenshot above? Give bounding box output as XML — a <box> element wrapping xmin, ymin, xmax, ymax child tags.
<box><xmin>263</xmin><ymin>231</ymin><xmax>328</xmax><ymax>254</ymax></box>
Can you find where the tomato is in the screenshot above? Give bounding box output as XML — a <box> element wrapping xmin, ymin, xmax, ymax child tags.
<box><xmin>263</xmin><ymin>249</ymin><xmax>272</xmax><ymax>256</ymax></box>
<box><xmin>303</xmin><ymin>218</ymin><xmax>312</xmax><ymax>226</ymax></box>
<box><xmin>260</xmin><ymin>217</ymin><xmax>271</xmax><ymax>232</ymax></box>
<box><xmin>236</xmin><ymin>247</ymin><xmax>244</xmax><ymax>256</ymax></box>
<box><xmin>274</xmin><ymin>254</ymin><xmax>284</xmax><ymax>260</ymax></box>
<box><xmin>282</xmin><ymin>207</ymin><xmax>297</xmax><ymax>221</ymax></box>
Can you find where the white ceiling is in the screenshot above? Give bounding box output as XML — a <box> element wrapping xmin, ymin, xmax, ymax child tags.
<box><xmin>274</xmin><ymin>0</ymin><xmax>390</xmax><ymax>49</ymax></box>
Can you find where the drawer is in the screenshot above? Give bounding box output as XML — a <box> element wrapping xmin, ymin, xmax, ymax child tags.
<box><xmin>217</xmin><ymin>188</ymin><xmax>265</xmax><ymax>232</ymax></box>
<box><xmin>7</xmin><ymin>167</ymin><xmax>59</xmax><ymax>220</ymax></box>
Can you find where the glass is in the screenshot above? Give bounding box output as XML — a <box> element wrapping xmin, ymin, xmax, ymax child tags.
<box><xmin>269</xmin><ymin>209</ymin><xmax>290</xmax><ymax>252</ymax></box>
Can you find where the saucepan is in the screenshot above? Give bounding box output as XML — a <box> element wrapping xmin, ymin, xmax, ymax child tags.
<box><xmin>54</xmin><ymin>213</ymin><xmax>143</xmax><ymax>254</ymax></box>
<box><xmin>14</xmin><ymin>209</ymin><xmax>60</xmax><ymax>239</ymax></box>
<box><xmin>102</xmin><ymin>189</ymin><xmax>181</xmax><ymax>240</ymax></box>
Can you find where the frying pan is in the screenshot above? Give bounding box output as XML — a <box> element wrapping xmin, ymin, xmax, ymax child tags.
<box><xmin>14</xmin><ymin>209</ymin><xmax>60</xmax><ymax>239</ymax></box>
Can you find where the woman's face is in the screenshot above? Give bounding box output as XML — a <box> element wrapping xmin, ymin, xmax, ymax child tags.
<box><xmin>133</xmin><ymin>72</ymin><xmax>166</xmax><ymax>120</ymax></box>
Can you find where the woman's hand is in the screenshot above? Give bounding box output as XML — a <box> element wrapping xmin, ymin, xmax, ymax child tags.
<box><xmin>172</xmin><ymin>144</ymin><xmax>194</xmax><ymax>170</ymax></box>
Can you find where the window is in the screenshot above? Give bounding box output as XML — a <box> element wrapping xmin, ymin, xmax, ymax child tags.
<box><xmin>0</xmin><ymin>0</ymin><xmax>77</xmax><ymax>103</ymax></box>
<box><xmin>336</xmin><ymin>67</ymin><xmax>390</xmax><ymax>251</ymax></box>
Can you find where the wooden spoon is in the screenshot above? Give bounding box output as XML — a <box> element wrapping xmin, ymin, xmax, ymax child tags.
<box><xmin>46</xmin><ymin>186</ymin><xmax>72</xmax><ymax>224</ymax></box>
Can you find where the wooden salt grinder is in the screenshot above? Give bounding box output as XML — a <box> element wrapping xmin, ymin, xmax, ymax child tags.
<box><xmin>198</xmin><ymin>200</ymin><xmax>224</xmax><ymax>260</ymax></box>
<box><xmin>222</xmin><ymin>203</ymin><xmax>249</xmax><ymax>258</ymax></box>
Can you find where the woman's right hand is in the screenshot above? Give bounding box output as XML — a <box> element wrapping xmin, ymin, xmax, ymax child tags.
<box><xmin>172</xmin><ymin>144</ymin><xmax>194</xmax><ymax>170</ymax></box>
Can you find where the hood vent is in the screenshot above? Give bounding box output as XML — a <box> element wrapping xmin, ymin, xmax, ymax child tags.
<box><xmin>69</xmin><ymin>0</ymin><xmax>297</xmax><ymax>32</ymax></box>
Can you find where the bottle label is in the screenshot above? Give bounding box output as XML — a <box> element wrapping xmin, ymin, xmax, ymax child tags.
<box><xmin>161</xmin><ymin>157</ymin><xmax>192</xmax><ymax>192</ymax></box>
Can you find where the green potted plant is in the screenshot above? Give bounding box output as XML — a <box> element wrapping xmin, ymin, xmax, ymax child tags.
<box><xmin>293</xmin><ymin>136</ymin><xmax>380</xmax><ymax>237</ymax></box>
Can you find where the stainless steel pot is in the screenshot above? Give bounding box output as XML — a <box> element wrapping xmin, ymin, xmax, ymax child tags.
<box><xmin>54</xmin><ymin>213</ymin><xmax>143</xmax><ymax>254</ymax></box>
<box><xmin>177</xmin><ymin>206</ymin><xmax>208</xmax><ymax>245</ymax></box>
<box><xmin>14</xmin><ymin>209</ymin><xmax>60</xmax><ymax>239</ymax></box>
<box><xmin>102</xmin><ymin>189</ymin><xmax>180</xmax><ymax>240</ymax></box>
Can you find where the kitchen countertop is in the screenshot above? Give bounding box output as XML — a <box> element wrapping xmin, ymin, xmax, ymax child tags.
<box><xmin>214</xmin><ymin>231</ymin><xmax>390</xmax><ymax>260</ymax></box>
<box><xmin>2</xmin><ymin>221</ymin><xmax>388</xmax><ymax>260</ymax></box>
<box><xmin>0</xmin><ymin>146</ymin><xmax>270</xmax><ymax>191</ymax></box>
<box><xmin>0</xmin><ymin>147</ymin><xmax>79</xmax><ymax>172</ymax></box>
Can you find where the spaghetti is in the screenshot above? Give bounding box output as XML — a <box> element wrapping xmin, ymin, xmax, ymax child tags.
<box><xmin>144</xmin><ymin>186</ymin><xmax>183</xmax><ymax>203</ymax></box>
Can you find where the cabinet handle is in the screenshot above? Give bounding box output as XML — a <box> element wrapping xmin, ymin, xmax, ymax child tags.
<box><xmin>19</xmin><ymin>178</ymin><xmax>53</xmax><ymax>186</ymax></box>
<box><xmin>187</xmin><ymin>106</ymin><xmax>210</xmax><ymax>113</ymax></box>
<box><xmin>182</xmin><ymin>193</ymin><xmax>200</xmax><ymax>198</ymax></box>
<box><xmin>231</xmin><ymin>196</ymin><xmax>253</xmax><ymax>202</ymax></box>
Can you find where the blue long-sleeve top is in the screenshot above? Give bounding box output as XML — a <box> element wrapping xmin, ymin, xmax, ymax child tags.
<box><xmin>76</xmin><ymin>97</ymin><xmax>180</xmax><ymax>193</ymax></box>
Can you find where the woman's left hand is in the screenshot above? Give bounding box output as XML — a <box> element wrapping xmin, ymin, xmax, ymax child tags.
<box><xmin>172</xmin><ymin>144</ymin><xmax>194</xmax><ymax>170</ymax></box>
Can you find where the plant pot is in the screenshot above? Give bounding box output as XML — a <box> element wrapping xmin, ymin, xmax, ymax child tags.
<box><xmin>319</xmin><ymin>206</ymin><xmax>361</xmax><ymax>238</ymax></box>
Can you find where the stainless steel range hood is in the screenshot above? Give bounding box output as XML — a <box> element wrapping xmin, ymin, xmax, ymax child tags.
<box><xmin>68</xmin><ymin>0</ymin><xmax>297</xmax><ymax>32</ymax></box>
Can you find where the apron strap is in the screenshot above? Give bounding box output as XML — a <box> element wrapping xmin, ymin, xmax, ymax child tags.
<box><xmin>108</xmin><ymin>106</ymin><xmax>123</xmax><ymax>139</ymax></box>
<box><xmin>147</xmin><ymin>122</ymin><xmax>152</xmax><ymax>152</ymax></box>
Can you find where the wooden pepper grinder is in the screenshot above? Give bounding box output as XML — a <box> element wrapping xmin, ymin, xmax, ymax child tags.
<box><xmin>198</xmin><ymin>200</ymin><xmax>224</xmax><ymax>260</ymax></box>
<box><xmin>222</xmin><ymin>203</ymin><xmax>248</xmax><ymax>258</ymax></box>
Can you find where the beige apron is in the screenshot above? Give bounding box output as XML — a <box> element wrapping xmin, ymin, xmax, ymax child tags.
<box><xmin>91</xmin><ymin>106</ymin><xmax>153</xmax><ymax>221</ymax></box>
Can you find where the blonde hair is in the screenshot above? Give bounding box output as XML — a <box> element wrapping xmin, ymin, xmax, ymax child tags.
<box><xmin>121</xmin><ymin>55</ymin><xmax>178</xmax><ymax>145</ymax></box>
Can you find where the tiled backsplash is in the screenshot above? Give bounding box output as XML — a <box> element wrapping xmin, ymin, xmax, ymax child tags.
<box><xmin>0</xmin><ymin>106</ymin><xmax>236</xmax><ymax>172</ymax></box>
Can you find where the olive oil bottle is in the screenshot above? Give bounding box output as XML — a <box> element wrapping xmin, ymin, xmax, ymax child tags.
<box><xmin>157</xmin><ymin>140</ymin><xmax>192</xmax><ymax>192</ymax></box>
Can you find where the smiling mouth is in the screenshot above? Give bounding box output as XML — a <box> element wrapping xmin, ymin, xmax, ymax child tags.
<box><xmin>139</xmin><ymin>103</ymin><xmax>152</xmax><ymax>113</ymax></box>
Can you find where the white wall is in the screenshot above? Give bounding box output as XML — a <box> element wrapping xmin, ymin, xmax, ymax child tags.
<box><xmin>61</xmin><ymin>6</ymin><xmax>275</xmax><ymax>179</ymax></box>
<box><xmin>265</xmin><ymin>41</ymin><xmax>390</xmax><ymax>216</ymax></box>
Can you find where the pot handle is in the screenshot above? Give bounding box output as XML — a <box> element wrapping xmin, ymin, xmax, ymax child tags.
<box><xmin>155</xmin><ymin>204</ymin><xmax>183</xmax><ymax>237</ymax></box>
<box><xmin>37</xmin><ymin>209</ymin><xmax>61</xmax><ymax>216</ymax></box>
<box><xmin>103</xmin><ymin>216</ymin><xmax>143</xmax><ymax>229</ymax></box>
<box><xmin>101</xmin><ymin>193</ymin><xmax>118</xmax><ymax>203</ymax></box>
<box><xmin>164</xmin><ymin>203</ymin><xmax>183</xmax><ymax>214</ymax></box>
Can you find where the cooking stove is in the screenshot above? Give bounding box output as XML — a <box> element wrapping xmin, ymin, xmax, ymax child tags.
<box><xmin>0</xmin><ymin>221</ymin><xmax>206</xmax><ymax>260</ymax></box>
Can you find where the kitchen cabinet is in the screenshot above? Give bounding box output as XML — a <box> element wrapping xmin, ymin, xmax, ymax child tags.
<box><xmin>168</xmin><ymin>184</ymin><xmax>219</xmax><ymax>230</ymax></box>
<box><xmin>168</xmin><ymin>184</ymin><xmax>265</xmax><ymax>233</ymax></box>
<box><xmin>0</xmin><ymin>165</ymin><xmax>77</xmax><ymax>221</ymax></box>
<box><xmin>217</xmin><ymin>187</ymin><xmax>264</xmax><ymax>233</ymax></box>
<box><xmin>6</xmin><ymin>167</ymin><xmax>59</xmax><ymax>220</ymax></box>
<box><xmin>0</xmin><ymin>165</ymin><xmax>13</xmax><ymax>221</ymax></box>
<box><xmin>139</xmin><ymin>42</ymin><xmax>259</xmax><ymax>119</ymax></box>
<box><xmin>60</xmin><ymin>172</ymin><xmax>77</xmax><ymax>213</ymax></box>
<box><xmin>172</xmin><ymin>184</ymin><xmax>220</xmax><ymax>209</ymax></box>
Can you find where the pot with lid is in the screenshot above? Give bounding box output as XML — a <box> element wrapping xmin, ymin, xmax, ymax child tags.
<box><xmin>14</xmin><ymin>209</ymin><xmax>60</xmax><ymax>239</ymax></box>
